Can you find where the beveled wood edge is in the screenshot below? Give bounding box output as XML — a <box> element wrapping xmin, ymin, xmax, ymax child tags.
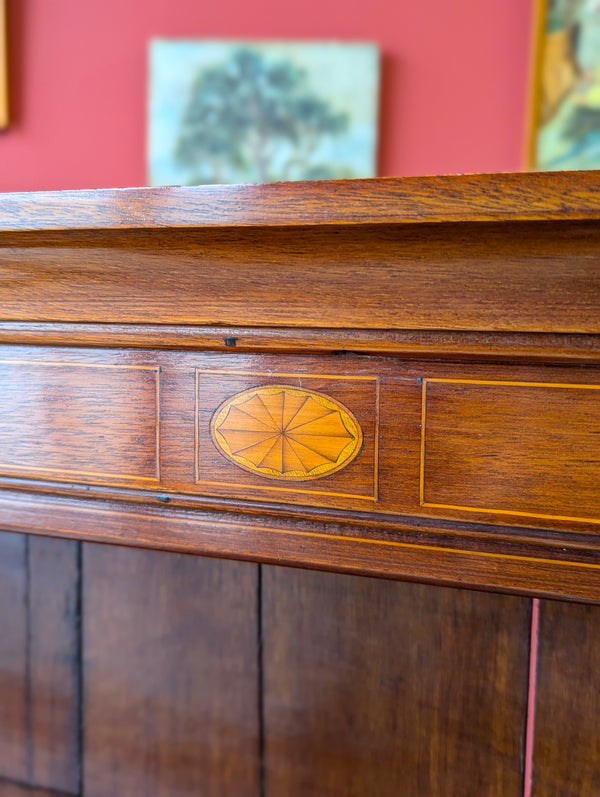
<box><xmin>4</xmin><ymin>475</ymin><xmax>600</xmax><ymax>553</ymax></box>
<box><xmin>2</xmin><ymin>489</ymin><xmax>599</xmax><ymax>603</ymax></box>
<box><xmin>1</xmin><ymin>323</ymin><xmax>599</xmax><ymax>362</ymax></box>
<box><xmin>2</xmin><ymin>171</ymin><xmax>600</xmax><ymax>231</ymax></box>
<box><xmin>0</xmin><ymin>778</ymin><xmax>75</xmax><ymax>797</ymax></box>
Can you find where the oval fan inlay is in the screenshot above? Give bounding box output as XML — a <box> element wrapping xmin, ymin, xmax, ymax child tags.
<box><xmin>210</xmin><ymin>385</ymin><xmax>363</xmax><ymax>481</ymax></box>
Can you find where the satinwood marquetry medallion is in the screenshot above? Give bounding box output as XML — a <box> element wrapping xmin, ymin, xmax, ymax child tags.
<box><xmin>210</xmin><ymin>385</ymin><xmax>363</xmax><ymax>481</ymax></box>
<box><xmin>196</xmin><ymin>368</ymin><xmax>378</xmax><ymax>505</ymax></box>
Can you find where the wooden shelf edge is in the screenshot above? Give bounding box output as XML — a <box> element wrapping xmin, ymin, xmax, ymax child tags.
<box><xmin>2</xmin><ymin>489</ymin><xmax>599</xmax><ymax>603</ymax></box>
<box><xmin>2</xmin><ymin>171</ymin><xmax>600</xmax><ymax>231</ymax></box>
<box><xmin>0</xmin><ymin>324</ymin><xmax>598</xmax><ymax>361</ymax></box>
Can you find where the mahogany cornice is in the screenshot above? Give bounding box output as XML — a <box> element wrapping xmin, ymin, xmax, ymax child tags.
<box><xmin>2</xmin><ymin>170</ymin><xmax>600</xmax><ymax>231</ymax></box>
<box><xmin>1</xmin><ymin>172</ymin><xmax>600</xmax><ymax>602</ymax></box>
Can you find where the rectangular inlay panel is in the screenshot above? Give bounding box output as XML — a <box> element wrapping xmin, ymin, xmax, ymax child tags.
<box><xmin>421</xmin><ymin>379</ymin><xmax>600</xmax><ymax>523</ymax></box>
<box><xmin>196</xmin><ymin>369</ymin><xmax>379</xmax><ymax>503</ymax></box>
<box><xmin>0</xmin><ymin>361</ymin><xmax>160</xmax><ymax>484</ymax></box>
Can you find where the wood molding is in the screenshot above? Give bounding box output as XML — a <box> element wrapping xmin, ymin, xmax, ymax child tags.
<box><xmin>1</xmin><ymin>488</ymin><xmax>600</xmax><ymax>603</ymax></box>
<box><xmin>2</xmin><ymin>171</ymin><xmax>600</xmax><ymax>231</ymax></box>
<box><xmin>0</xmin><ymin>324</ymin><xmax>599</xmax><ymax>362</ymax></box>
<box><xmin>1</xmin><ymin>173</ymin><xmax>600</xmax><ymax>601</ymax></box>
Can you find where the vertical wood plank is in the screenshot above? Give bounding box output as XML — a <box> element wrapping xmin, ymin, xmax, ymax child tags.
<box><xmin>82</xmin><ymin>544</ymin><xmax>260</xmax><ymax>797</ymax></box>
<box><xmin>263</xmin><ymin>566</ymin><xmax>530</xmax><ymax>797</ymax></box>
<box><xmin>28</xmin><ymin>538</ymin><xmax>80</xmax><ymax>794</ymax></box>
<box><xmin>0</xmin><ymin>533</ymin><xmax>27</xmax><ymax>782</ymax></box>
<box><xmin>0</xmin><ymin>782</ymin><xmax>73</xmax><ymax>797</ymax></box>
<box><xmin>532</xmin><ymin>599</ymin><xmax>600</xmax><ymax>796</ymax></box>
<box><xmin>0</xmin><ymin>532</ymin><xmax>80</xmax><ymax>794</ymax></box>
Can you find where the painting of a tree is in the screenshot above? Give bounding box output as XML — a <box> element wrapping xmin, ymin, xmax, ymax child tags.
<box><xmin>149</xmin><ymin>41</ymin><xmax>379</xmax><ymax>186</ymax></box>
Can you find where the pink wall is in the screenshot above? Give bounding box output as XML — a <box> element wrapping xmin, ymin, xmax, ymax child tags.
<box><xmin>0</xmin><ymin>0</ymin><xmax>535</xmax><ymax>192</ymax></box>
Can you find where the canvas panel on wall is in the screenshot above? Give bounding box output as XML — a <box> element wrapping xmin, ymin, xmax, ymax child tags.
<box><xmin>530</xmin><ymin>0</ymin><xmax>600</xmax><ymax>170</ymax></box>
<box><xmin>148</xmin><ymin>40</ymin><xmax>379</xmax><ymax>186</ymax></box>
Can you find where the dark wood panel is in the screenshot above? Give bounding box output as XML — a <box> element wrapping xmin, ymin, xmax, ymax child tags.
<box><xmin>532</xmin><ymin>600</ymin><xmax>600</xmax><ymax>796</ymax></box>
<box><xmin>263</xmin><ymin>566</ymin><xmax>530</xmax><ymax>797</ymax></box>
<box><xmin>0</xmin><ymin>533</ymin><xmax>79</xmax><ymax>794</ymax></box>
<box><xmin>0</xmin><ymin>534</ymin><xmax>28</xmax><ymax>783</ymax></box>
<box><xmin>28</xmin><ymin>538</ymin><xmax>79</xmax><ymax>794</ymax></box>
<box><xmin>0</xmin><ymin>780</ymin><xmax>73</xmax><ymax>797</ymax></box>
<box><xmin>82</xmin><ymin>544</ymin><xmax>260</xmax><ymax>797</ymax></box>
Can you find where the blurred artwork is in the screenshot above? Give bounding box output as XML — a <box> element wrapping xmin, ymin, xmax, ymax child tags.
<box><xmin>0</xmin><ymin>0</ymin><xmax>8</xmax><ymax>128</ymax></box>
<box><xmin>148</xmin><ymin>40</ymin><xmax>379</xmax><ymax>185</ymax></box>
<box><xmin>531</xmin><ymin>0</ymin><xmax>600</xmax><ymax>169</ymax></box>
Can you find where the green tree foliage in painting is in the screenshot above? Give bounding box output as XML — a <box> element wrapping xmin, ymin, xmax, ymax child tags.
<box><xmin>174</xmin><ymin>48</ymin><xmax>349</xmax><ymax>184</ymax></box>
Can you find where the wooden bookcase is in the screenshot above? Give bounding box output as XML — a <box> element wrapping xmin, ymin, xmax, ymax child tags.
<box><xmin>0</xmin><ymin>172</ymin><xmax>599</xmax><ymax>794</ymax></box>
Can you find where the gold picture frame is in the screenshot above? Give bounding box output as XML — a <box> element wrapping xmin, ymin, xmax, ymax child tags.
<box><xmin>528</xmin><ymin>0</ymin><xmax>600</xmax><ymax>171</ymax></box>
<box><xmin>0</xmin><ymin>0</ymin><xmax>8</xmax><ymax>129</ymax></box>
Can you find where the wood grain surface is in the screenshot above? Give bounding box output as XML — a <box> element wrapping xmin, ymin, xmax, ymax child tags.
<box><xmin>0</xmin><ymin>346</ymin><xmax>599</xmax><ymax>599</ymax></box>
<box><xmin>0</xmin><ymin>534</ymin><xmax>28</xmax><ymax>783</ymax></box>
<box><xmin>27</xmin><ymin>538</ymin><xmax>79</xmax><ymax>794</ymax></box>
<box><xmin>6</xmin><ymin>530</ymin><xmax>600</xmax><ymax>794</ymax></box>
<box><xmin>532</xmin><ymin>599</ymin><xmax>600</xmax><ymax>796</ymax></box>
<box><xmin>0</xmin><ymin>782</ymin><xmax>74</xmax><ymax>797</ymax></box>
<box><xmin>0</xmin><ymin>324</ymin><xmax>598</xmax><ymax>363</ymax></box>
<box><xmin>2</xmin><ymin>346</ymin><xmax>599</xmax><ymax>531</ymax></box>
<box><xmin>0</xmin><ymin>534</ymin><xmax>79</xmax><ymax>794</ymax></box>
<box><xmin>0</xmin><ymin>360</ymin><xmax>159</xmax><ymax>486</ymax></box>
<box><xmin>0</xmin><ymin>172</ymin><xmax>599</xmax><ymax>600</ymax></box>
<box><xmin>3</xmin><ymin>487</ymin><xmax>600</xmax><ymax>603</ymax></box>
<box><xmin>262</xmin><ymin>566</ymin><xmax>530</xmax><ymax>796</ymax></box>
<box><xmin>2</xmin><ymin>171</ymin><xmax>600</xmax><ymax>231</ymax></box>
<box><xmin>82</xmin><ymin>544</ymin><xmax>260</xmax><ymax>797</ymax></box>
<box><xmin>422</xmin><ymin>378</ymin><xmax>600</xmax><ymax>523</ymax></box>
<box><xmin>2</xmin><ymin>173</ymin><xmax>600</xmax><ymax>793</ymax></box>
<box><xmin>2</xmin><ymin>222</ymin><xmax>600</xmax><ymax>332</ymax></box>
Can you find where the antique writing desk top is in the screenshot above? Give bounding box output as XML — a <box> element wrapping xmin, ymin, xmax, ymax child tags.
<box><xmin>1</xmin><ymin>171</ymin><xmax>600</xmax><ymax>602</ymax></box>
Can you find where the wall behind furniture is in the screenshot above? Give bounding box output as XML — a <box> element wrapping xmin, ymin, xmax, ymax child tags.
<box><xmin>0</xmin><ymin>0</ymin><xmax>534</xmax><ymax>192</ymax></box>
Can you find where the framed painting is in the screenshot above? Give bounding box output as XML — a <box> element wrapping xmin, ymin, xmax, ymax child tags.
<box><xmin>148</xmin><ymin>40</ymin><xmax>379</xmax><ymax>186</ymax></box>
<box><xmin>528</xmin><ymin>0</ymin><xmax>600</xmax><ymax>170</ymax></box>
<box><xmin>0</xmin><ymin>0</ymin><xmax>7</xmax><ymax>129</ymax></box>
